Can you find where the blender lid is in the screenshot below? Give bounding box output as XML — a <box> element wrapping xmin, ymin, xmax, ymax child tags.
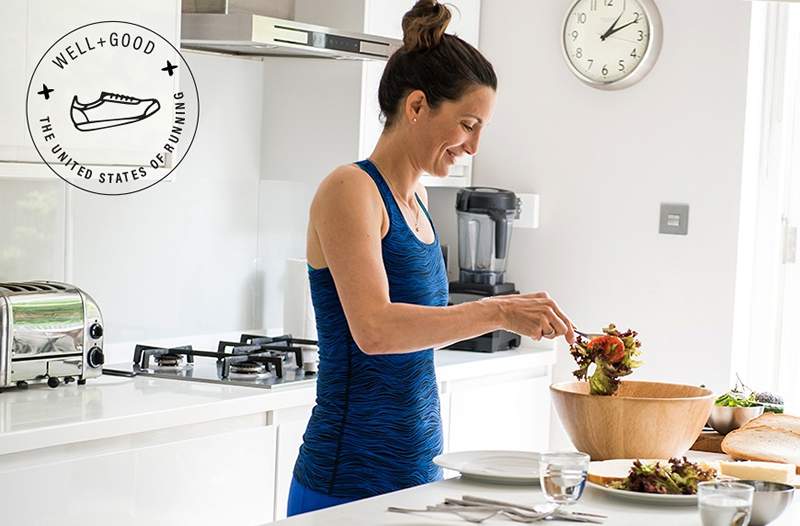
<box><xmin>456</xmin><ymin>187</ymin><xmax>518</xmax><ymax>212</ymax></box>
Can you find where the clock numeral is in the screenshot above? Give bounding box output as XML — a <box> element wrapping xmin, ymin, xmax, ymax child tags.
<box><xmin>633</xmin><ymin>11</ymin><xmax>641</xmax><ymax>23</ymax></box>
<box><xmin>637</xmin><ymin>30</ymin><xmax>645</xmax><ymax>41</ymax></box>
<box><xmin>576</xmin><ymin>12</ymin><xmax>587</xmax><ymax>24</ymax></box>
<box><xmin>571</xmin><ymin>30</ymin><xmax>579</xmax><ymax>41</ymax></box>
<box><xmin>590</xmin><ymin>0</ymin><xmax>598</xmax><ymax>10</ymax></box>
<box><xmin>617</xmin><ymin>59</ymin><xmax>625</xmax><ymax>72</ymax></box>
<box><xmin>630</xmin><ymin>48</ymin><xmax>638</xmax><ymax>59</ymax></box>
<box><xmin>587</xmin><ymin>58</ymin><xmax>594</xmax><ymax>70</ymax></box>
<box><xmin>604</xmin><ymin>0</ymin><xmax>614</xmax><ymax>6</ymax></box>
<box><xmin>575</xmin><ymin>47</ymin><xmax>583</xmax><ymax>59</ymax></box>
<box><xmin>601</xmin><ymin>65</ymin><xmax>608</xmax><ymax>76</ymax></box>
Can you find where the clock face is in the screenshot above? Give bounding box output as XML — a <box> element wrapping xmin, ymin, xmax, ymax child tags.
<box><xmin>562</xmin><ymin>0</ymin><xmax>661</xmax><ymax>88</ymax></box>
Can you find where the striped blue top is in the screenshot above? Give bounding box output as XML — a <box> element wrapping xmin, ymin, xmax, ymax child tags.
<box><xmin>292</xmin><ymin>159</ymin><xmax>449</xmax><ymax>499</ymax></box>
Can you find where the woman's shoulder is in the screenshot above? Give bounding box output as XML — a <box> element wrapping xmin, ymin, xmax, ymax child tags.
<box><xmin>317</xmin><ymin>163</ymin><xmax>375</xmax><ymax>195</ymax></box>
<box><xmin>311</xmin><ymin>163</ymin><xmax>385</xmax><ymax>223</ymax></box>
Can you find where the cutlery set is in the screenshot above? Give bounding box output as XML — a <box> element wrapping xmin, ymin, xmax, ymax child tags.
<box><xmin>388</xmin><ymin>494</ymin><xmax>607</xmax><ymax>523</ymax></box>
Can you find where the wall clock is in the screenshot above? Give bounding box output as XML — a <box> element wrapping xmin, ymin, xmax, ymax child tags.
<box><xmin>562</xmin><ymin>0</ymin><xmax>663</xmax><ymax>89</ymax></box>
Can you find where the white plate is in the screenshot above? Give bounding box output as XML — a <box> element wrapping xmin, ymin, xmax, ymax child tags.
<box><xmin>587</xmin><ymin>481</ymin><xmax>698</xmax><ymax>506</ymax></box>
<box><xmin>433</xmin><ymin>450</ymin><xmax>541</xmax><ymax>485</ymax></box>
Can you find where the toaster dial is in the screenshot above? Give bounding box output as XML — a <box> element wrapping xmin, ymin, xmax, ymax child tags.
<box><xmin>89</xmin><ymin>322</ymin><xmax>104</xmax><ymax>340</ymax></box>
<box><xmin>88</xmin><ymin>346</ymin><xmax>105</xmax><ymax>368</ymax></box>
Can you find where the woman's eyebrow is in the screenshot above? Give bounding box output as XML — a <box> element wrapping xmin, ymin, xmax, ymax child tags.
<box><xmin>462</xmin><ymin>113</ymin><xmax>483</xmax><ymax>124</ymax></box>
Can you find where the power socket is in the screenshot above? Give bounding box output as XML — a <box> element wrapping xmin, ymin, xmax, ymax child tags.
<box><xmin>516</xmin><ymin>193</ymin><xmax>540</xmax><ymax>229</ymax></box>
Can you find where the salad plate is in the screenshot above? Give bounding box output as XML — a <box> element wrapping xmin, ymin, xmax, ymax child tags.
<box><xmin>586</xmin><ymin>480</ymin><xmax>698</xmax><ymax>505</ymax></box>
<box><xmin>585</xmin><ymin>458</ymin><xmax>715</xmax><ymax>506</ymax></box>
<box><xmin>433</xmin><ymin>450</ymin><xmax>541</xmax><ymax>485</ymax></box>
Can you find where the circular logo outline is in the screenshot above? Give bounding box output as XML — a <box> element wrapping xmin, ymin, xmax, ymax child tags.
<box><xmin>25</xmin><ymin>20</ymin><xmax>200</xmax><ymax>197</ymax></box>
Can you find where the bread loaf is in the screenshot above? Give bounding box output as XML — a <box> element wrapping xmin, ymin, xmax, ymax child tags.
<box><xmin>721</xmin><ymin>413</ymin><xmax>800</xmax><ymax>474</ymax></box>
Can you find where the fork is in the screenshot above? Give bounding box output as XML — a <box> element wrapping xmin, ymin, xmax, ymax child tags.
<box><xmin>460</xmin><ymin>495</ymin><xmax>607</xmax><ymax>522</ymax></box>
<box><xmin>573</xmin><ymin>328</ymin><xmax>602</xmax><ymax>340</ymax></box>
<box><xmin>387</xmin><ymin>504</ymin><xmax>502</xmax><ymax>523</ymax></box>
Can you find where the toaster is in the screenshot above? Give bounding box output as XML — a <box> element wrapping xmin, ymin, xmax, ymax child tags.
<box><xmin>0</xmin><ymin>281</ymin><xmax>104</xmax><ymax>389</ymax></box>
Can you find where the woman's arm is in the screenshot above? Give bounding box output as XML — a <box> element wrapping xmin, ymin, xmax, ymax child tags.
<box><xmin>311</xmin><ymin>165</ymin><xmax>573</xmax><ymax>355</ymax></box>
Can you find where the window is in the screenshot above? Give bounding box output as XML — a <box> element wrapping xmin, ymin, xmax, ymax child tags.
<box><xmin>732</xmin><ymin>2</ymin><xmax>800</xmax><ymax>411</ymax></box>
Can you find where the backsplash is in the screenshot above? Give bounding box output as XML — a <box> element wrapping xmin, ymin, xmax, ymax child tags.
<box><xmin>0</xmin><ymin>178</ymin><xmax>66</xmax><ymax>282</ymax></box>
<box><xmin>0</xmin><ymin>51</ymin><xmax>266</xmax><ymax>345</ymax></box>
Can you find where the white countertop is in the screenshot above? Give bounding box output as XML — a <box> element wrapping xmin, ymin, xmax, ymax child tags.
<box><xmin>0</xmin><ymin>344</ymin><xmax>555</xmax><ymax>456</ymax></box>
<box><xmin>272</xmin><ymin>473</ymin><xmax>799</xmax><ymax>526</ymax></box>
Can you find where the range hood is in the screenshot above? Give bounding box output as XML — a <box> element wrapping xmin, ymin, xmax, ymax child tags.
<box><xmin>181</xmin><ymin>0</ymin><xmax>402</xmax><ymax>60</ymax></box>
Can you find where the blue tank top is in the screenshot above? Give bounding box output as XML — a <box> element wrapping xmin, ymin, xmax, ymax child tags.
<box><xmin>292</xmin><ymin>159</ymin><xmax>449</xmax><ymax>499</ymax></box>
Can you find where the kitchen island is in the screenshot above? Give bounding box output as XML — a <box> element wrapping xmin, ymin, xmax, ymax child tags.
<box><xmin>0</xmin><ymin>342</ymin><xmax>555</xmax><ymax>525</ymax></box>
<box><xmin>271</xmin><ymin>473</ymin><xmax>800</xmax><ymax>526</ymax></box>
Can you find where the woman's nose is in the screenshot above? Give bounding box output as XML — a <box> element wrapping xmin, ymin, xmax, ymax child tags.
<box><xmin>464</xmin><ymin>131</ymin><xmax>481</xmax><ymax>156</ymax></box>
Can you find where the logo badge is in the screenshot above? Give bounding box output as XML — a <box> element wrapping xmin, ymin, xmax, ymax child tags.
<box><xmin>26</xmin><ymin>21</ymin><xmax>200</xmax><ymax>195</ymax></box>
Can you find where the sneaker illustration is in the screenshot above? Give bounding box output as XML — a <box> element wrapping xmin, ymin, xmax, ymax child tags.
<box><xmin>70</xmin><ymin>91</ymin><xmax>160</xmax><ymax>132</ymax></box>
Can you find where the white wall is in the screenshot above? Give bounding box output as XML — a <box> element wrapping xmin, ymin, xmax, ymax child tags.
<box><xmin>474</xmin><ymin>0</ymin><xmax>751</xmax><ymax>446</ymax></box>
<box><xmin>0</xmin><ymin>51</ymin><xmax>265</xmax><ymax>363</ymax></box>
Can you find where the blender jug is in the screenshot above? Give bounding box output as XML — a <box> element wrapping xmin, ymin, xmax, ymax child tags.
<box><xmin>456</xmin><ymin>187</ymin><xmax>518</xmax><ymax>285</ymax></box>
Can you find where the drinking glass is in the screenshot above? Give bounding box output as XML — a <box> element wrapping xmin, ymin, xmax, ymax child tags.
<box><xmin>538</xmin><ymin>451</ymin><xmax>590</xmax><ymax>505</ymax></box>
<box><xmin>698</xmin><ymin>481</ymin><xmax>754</xmax><ymax>526</ymax></box>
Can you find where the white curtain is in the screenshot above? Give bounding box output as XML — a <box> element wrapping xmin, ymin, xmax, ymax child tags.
<box><xmin>731</xmin><ymin>2</ymin><xmax>800</xmax><ymax>410</ymax></box>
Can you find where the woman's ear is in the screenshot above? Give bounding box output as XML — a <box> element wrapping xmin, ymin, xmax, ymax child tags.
<box><xmin>404</xmin><ymin>90</ymin><xmax>428</xmax><ymax>123</ymax></box>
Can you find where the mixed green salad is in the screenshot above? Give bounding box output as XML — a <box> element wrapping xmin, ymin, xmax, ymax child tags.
<box><xmin>715</xmin><ymin>376</ymin><xmax>784</xmax><ymax>413</ymax></box>
<box><xmin>570</xmin><ymin>323</ymin><xmax>642</xmax><ymax>396</ymax></box>
<box><xmin>609</xmin><ymin>458</ymin><xmax>717</xmax><ymax>495</ymax></box>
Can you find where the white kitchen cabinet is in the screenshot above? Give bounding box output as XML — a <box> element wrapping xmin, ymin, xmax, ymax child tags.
<box><xmin>273</xmin><ymin>404</ymin><xmax>315</xmax><ymax>521</ymax></box>
<box><xmin>289</xmin><ymin>0</ymin><xmax>482</xmax><ymax>188</ymax></box>
<box><xmin>446</xmin><ymin>371</ymin><xmax>552</xmax><ymax>453</ymax></box>
<box><xmin>0</xmin><ymin>0</ymin><xmax>180</xmax><ymax>169</ymax></box>
<box><xmin>362</xmin><ymin>0</ymin><xmax>481</xmax><ymax>188</ymax></box>
<box><xmin>0</xmin><ymin>415</ymin><xmax>276</xmax><ymax>526</ymax></box>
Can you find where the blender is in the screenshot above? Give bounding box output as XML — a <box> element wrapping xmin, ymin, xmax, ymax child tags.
<box><xmin>446</xmin><ymin>187</ymin><xmax>522</xmax><ymax>352</ymax></box>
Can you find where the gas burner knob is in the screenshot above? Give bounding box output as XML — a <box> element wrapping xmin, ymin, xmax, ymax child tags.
<box><xmin>47</xmin><ymin>377</ymin><xmax>61</xmax><ymax>388</ymax></box>
<box><xmin>89</xmin><ymin>323</ymin><xmax>104</xmax><ymax>340</ymax></box>
<box><xmin>87</xmin><ymin>347</ymin><xmax>105</xmax><ymax>368</ymax></box>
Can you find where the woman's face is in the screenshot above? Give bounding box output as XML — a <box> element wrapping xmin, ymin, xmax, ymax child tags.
<box><xmin>408</xmin><ymin>85</ymin><xmax>496</xmax><ymax>177</ymax></box>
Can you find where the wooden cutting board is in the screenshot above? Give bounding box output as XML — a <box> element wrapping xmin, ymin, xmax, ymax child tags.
<box><xmin>691</xmin><ymin>429</ymin><xmax>726</xmax><ymax>454</ymax></box>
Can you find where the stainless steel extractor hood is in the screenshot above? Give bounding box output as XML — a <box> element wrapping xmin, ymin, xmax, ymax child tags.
<box><xmin>181</xmin><ymin>0</ymin><xmax>402</xmax><ymax>60</ymax></box>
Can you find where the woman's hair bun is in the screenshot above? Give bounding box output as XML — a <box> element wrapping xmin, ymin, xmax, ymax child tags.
<box><xmin>401</xmin><ymin>0</ymin><xmax>452</xmax><ymax>52</ymax></box>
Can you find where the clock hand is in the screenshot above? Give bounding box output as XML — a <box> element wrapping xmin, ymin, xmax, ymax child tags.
<box><xmin>599</xmin><ymin>0</ymin><xmax>627</xmax><ymax>41</ymax></box>
<box><xmin>602</xmin><ymin>16</ymin><xmax>640</xmax><ymax>40</ymax></box>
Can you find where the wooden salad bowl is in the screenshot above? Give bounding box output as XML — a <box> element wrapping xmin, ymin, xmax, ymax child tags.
<box><xmin>550</xmin><ymin>381</ymin><xmax>714</xmax><ymax>461</ymax></box>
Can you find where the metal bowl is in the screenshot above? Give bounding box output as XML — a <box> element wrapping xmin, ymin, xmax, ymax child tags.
<box><xmin>708</xmin><ymin>404</ymin><xmax>765</xmax><ymax>435</ymax></box>
<box><xmin>735</xmin><ymin>480</ymin><xmax>795</xmax><ymax>526</ymax></box>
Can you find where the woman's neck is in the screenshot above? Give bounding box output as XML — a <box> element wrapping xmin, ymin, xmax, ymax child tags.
<box><xmin>368</xmin><ymin>131</ymin><xmax>422</xmax><ymax>206</ymax></box>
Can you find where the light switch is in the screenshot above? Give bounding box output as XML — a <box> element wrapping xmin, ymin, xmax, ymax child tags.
<box><xmin>515</xmin><ymin>193</ymin><xmax>540</xmax><ymax>229</ymax></box>
<box><xmin>659</xmin><ymin>203</ymin><xmax>689</xmax><ymax>235</ymax></box>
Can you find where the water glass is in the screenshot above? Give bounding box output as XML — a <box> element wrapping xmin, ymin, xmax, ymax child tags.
<box><xmin>698</xmin><ymin>481</ymin><xmax>754</xmax><ymax>526</ymax></box>
<box><xmin>538</xmin><ymin>451</ymin><xmax>590</xmax><ymax>505</ymax></box>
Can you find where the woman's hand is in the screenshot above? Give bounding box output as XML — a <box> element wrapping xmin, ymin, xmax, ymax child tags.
<box><xmin>491</xmin><ymin>292</ymin><xmax>575</xmax><ymax>344</ymax></box>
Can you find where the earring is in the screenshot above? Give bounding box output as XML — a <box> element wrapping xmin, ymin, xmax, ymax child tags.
<box><xmin>413</xmin><ymin>118</ymin><xmax>417</xmax><ymax>123</ymax></box>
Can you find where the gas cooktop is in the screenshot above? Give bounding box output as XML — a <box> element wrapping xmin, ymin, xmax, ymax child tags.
<box><xmin>103</xmin><ymin>334</ymin><xmax>318</xmax><ymax>390</ymax></box>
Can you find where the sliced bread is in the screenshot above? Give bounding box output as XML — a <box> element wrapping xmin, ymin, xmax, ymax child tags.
<box><xmin>721</xmin><ymin>413</ymin><xmax>800</xmax><ymax>474</ymax></box>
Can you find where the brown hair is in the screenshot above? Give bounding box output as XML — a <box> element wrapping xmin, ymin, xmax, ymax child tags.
<box><xmin>378</xmin><ymin>0</ymin><xmax>497</xmax><ymax>128</ymax></box>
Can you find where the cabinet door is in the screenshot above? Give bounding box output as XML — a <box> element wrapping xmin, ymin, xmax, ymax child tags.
<box><xmin>365</xmin><ymin>0</ymin><xmax>480</xmax><ymax>46</ymax></box>
<box><xmin>0</xmin><ymin>425</ymin><xmax>276</xmax><ymax>526</ymax></box>
<box><xmin>1</xmin><ymin>0</ymin><xmax>180</xmax><ymax>166</ymax></box>
<box><xmin>0</xmin><ymin>1</ymin><xmax>29</xmax><ymax>164</ymax></box>
<box><xmin>273</xmin><ymin>404</ymin><xmax>315</xmax><ymax>521</ymax></box>
<box><xmin>448</xmin><ymin>374</ymin><xmax>551</xmax><ymax>453</ymax></box>
<box><xmin>362</xmin><ymin>0</ymin><xmax>479</xmax><ymax>187</ymax></box>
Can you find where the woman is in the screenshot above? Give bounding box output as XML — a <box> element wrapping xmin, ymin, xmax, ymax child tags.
<box><xmin>288</xmin><ymin>0</ymin><xmax>575</xmax><ymax>516</ymax></box>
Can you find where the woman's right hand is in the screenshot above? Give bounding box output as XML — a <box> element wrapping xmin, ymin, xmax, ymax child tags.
<box><xmin>491</xmin><ymin>292</ymin><xmax>575</xmax><ymax>344</ymax></box>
